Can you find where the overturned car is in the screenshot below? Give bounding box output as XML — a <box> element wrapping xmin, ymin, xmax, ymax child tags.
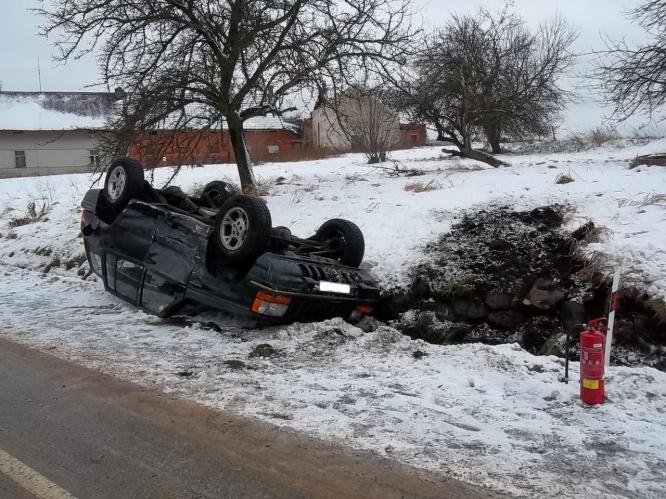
<box><xmin>81</xmin><ymin>158</ymin><xmax>380</xmax><ymax>323</ymax></box>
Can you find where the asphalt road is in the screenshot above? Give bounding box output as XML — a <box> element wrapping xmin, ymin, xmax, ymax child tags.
<box><xmin>0</xmin><ymin>338</ymin><xmax>504</xmax><ymax>499</ymax></box>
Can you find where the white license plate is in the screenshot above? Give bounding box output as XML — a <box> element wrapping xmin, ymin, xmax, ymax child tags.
<box><xmin>318</xmin><ymin>281</ymin><xmax>351</xmax><ymax>294</ymax></box>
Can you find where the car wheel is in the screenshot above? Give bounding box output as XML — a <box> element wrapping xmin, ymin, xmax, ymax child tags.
<box><xmin>103</xmin><ymin>158</ymin><xmax>145</xmax><ymax>209</ymax></box>
<box><xmin>200</xmin><ymin>181</ymin><xmax>237</xmax><ymax>210</ymax></box>
<box><xmin>315</xmin><ymin>219</ymin><xmax>365</xmax><ymax>267</ymax></box>
<box><xmin>214</xmin><ymin>195</ymin><xmax>272</xmax><ymax>265</ymax></box>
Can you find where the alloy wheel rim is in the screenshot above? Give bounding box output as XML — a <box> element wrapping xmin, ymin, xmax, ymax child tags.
<box><xmin>107</xmin><ymin>166</ymin><xmax>127</xmax><ymax>201</ymax></box>
<box><xmin>220</xmin><ymin>207</ymin><xmax>249</xmax><ymax>251</ymax></box>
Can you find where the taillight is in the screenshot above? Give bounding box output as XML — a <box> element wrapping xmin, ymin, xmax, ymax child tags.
<box><xmin>348</xmin><ymin>304</ymin><xmax>374</xmax><ymax>323</ymax></box>
<box><xmin>356</xmin><ymin>305</ymin><xmax>374</xmax><ymax>315</ymax></box>
<box><xmin>81</xmin><ymin>211</ymin><xmax>93</xmax><ymax>236</ymax></box>
<box><xmin>252</xmin><ymin>291</ymin><xmax>292</xmax><ymax>317</ymax></box>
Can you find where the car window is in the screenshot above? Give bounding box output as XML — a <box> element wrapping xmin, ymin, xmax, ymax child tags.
<box><xmin>105</xmin><ymin>254</ymin><xmax>116</xmax><ymax>290</ymax></box>
<box><xmin>89</xmin><ymin>251</ymin><xmax>102</xmax><ymax>277</ymax></box>
<box><xmin>141</xmin><ymin>272</ymin><xmax>181</xmax><ymax>314</ymax></box>
<box><xmin>115</xmin><ymin>259</ymin><xmax>143</xmax><ymax>301</ymax></box>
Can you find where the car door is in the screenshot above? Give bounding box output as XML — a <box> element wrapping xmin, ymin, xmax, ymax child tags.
<box><xmin>147</xmin><ymin>210</ymin><xmax>209</xmax><ymax>285</ymax></box>
<box><xmin>104</xmin><ymin>201</ymin><xmax>160</xmax><ymax>263</ymax></box>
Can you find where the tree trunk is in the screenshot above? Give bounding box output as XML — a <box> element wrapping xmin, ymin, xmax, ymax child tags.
<box><xmin>226</xmin><ymin>112</ymin><xmax>258</xmax><ymax>194</ymax></box>
<box><xmin>484</xmin><ymin>124</ymin><xmax>502</xmax><ymax>154</ymax></box>
<box><xmin>445</xmin><ymin>147</ymin><xmax>509</xmax><ymax>168</ymax></box>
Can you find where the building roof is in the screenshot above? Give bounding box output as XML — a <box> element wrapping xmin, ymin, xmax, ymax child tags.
<box><xmin>0</xmin><ymin>91</ymin><xmax>119</xmax><ymax>131</ymax></box>
<box><xmin>158</xmin><ymin>104</ymin><xmax>299</xmax><ymax>133</ymax></box>
<box><xmin>0</xmin><ymin>90</ymin><xmax>300</xmax><ymax>134</ymax></box>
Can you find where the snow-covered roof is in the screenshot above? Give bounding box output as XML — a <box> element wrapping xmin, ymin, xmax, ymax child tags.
<box><xmin>158</xmin><ymin>105</ymin><xmax>300</xmax><ymax>133</ymax></box>
<box><xmin>242</xmin><ymin>116</ymin><xmax>288</xmax><ymax>130</ymax></box>
<box><xmin>0</xmin><ymin>91</ymin><xmax>119</xmax><ymax>131</ymax></box>
<box><xmin>0</xmin><ymin>91</ymin><xmax>300</xmax><ymax>134</ymax></box>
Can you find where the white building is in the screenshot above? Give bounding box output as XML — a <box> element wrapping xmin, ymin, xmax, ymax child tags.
<box><xmin>0</xmin><ymin>90</ymin><xmax>121</xmax><ymax>178</ymax></box>
<box><xmin>310</xmin><ymin>89</ymin><xmax>402</xmax><ymax>152</ymax></box>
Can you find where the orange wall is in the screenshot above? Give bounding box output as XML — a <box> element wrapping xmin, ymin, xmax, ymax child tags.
<box><xmin>129</xmin><ymin>129</ymin><xmax>304</xmax><ymax>167</ymax></box>
<box><xmin>399</xmin><ymin>125</ymin><xmax>427</xmax><ymax>148</ymax></box>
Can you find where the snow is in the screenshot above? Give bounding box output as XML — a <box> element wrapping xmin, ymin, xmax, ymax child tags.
<box><xmin>0</xmin><ymin>93</ymin><xmax>111</xmax><ymax>131</ymax></box>
<box><xmin>1</xmin><ymin>140</ymin><xmax>666</xmax><ymax>497</ymax></box>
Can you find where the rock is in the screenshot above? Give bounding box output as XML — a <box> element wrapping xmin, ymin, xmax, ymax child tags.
<box><xmin>540</xmin><ymin>333</ymin><xmax>567</xmax><ymax>356</ymax></box>
<box><xmin>249</xmin><ymin>344</ymin><xmax>277</xmax><ymax>358</ymax></box>
<box><xmin>410</xmin><ymin>275</ymin><xmax>432</xmax><ymax>299</ymax></box>
<box><xmin>488</xmin><ymin>310</ymin><xmax>524</xmax><ymax>329</ymax></box>
<box><xmin>356</xmin><ymin>316</ymin><xmax>380</xmax><ymax>333</ymax></box>
<box><xmin>434</xmin><ymin>303</ymin><xmax>456</xmax><ymax>322</ymax></box>
<box><xmin>465</xmin><ymin>324</ymin><xmax>513</xmax><ymax>345</ymax></box>
<box><xmin>398</xmin><ymin>311</ymin><xmax>449</xmax><ymax>344</ymax></box>
<box><xmin>528</xmin><ymin>278</ymin><xmax>566</xmax><ymax>310</ymax></box>
<box><xmin>453</xmin><ymin>299</ymin><xmax>488</xmax><ymax>320</ymax></box>
<box><xmin>485</xmin><ymin>292</ymin><xmax>515</xmax><ymax>310</ymax></box>
<box><xmin>446</xmin><ymin>324</ymin><xmax>472</xmax><ymax>343</ymax></box>
<box><xmin>529</xmin><ymin>207</ymin><xmax>563</xmax><ymax>226</ymax></box>
<box><xmin>570</xmin><ymin>222</ymin><xmax>596</xmax><ymax>241</ymax></box>
<box><xmin>522</xmin><ymin>316</ymin><xmax>561</xmax><ymax>352</ymax></box>
<box><xmin>558</xmin><ymin>301</ymin><xmax>586</xmax><ymax>334</ymax></box>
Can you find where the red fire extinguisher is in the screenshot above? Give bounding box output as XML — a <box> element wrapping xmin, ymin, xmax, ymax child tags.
<box><xmin>580</xmin><ymin>318</ymin><xmax>607</xmax><ymax>405</ymax></box>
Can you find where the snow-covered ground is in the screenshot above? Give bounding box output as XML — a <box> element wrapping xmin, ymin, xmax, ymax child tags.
<box><xmin>1</xmin><ymin>141</ymin><xmax>665</xmax><ymax>497</ymax></box>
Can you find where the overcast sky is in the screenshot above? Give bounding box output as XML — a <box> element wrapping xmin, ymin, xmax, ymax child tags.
<box><xmin>0</xmin><ymin>0</ymin><xmax>659</xmax><ymax>133</ymax></box>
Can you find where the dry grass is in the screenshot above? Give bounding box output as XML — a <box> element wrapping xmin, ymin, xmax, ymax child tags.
<box><xmin>8</xmin><ymin>200</ymin><xmax>51</xmax><ymax>228</ymax></box>
<box><xmin>290</xmin><ymin>183</ymin><xmax>319</xmax><ymax>204</ymax></box>
<box><xmin>344</xmin><ymin>173</ymin><xmax>368</xmax><ymax>184</ymax></box>
<box><xmin>587</xmin><ymin>126</ymin><xmax>621</xmax><ymax>147</ymax></box>
<box><xmin>555</xmin><ymin>172</ymin><xmax>574</xmax><ymax>185</ymax></box>
<box><xmin>618</xmin><ymin>193</ymin><xmax>666</xmax><ymax>209</ymax></box>
<box><xmin>404</xmin><ymin>179</ymin><xmax>442</xmax><ymax>193</ymax></box>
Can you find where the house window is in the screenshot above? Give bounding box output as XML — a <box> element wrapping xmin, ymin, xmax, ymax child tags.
<box><xmin>89</xmin><ymin>149</ymin><xmax>101</xmax><ymax>168</ymax></box>
<box><xmin>14</xmin><ymin>151</ymin><xmax>26</xmax><ymax>168</ymax></box>
<box><xmin>267</xmin><ymin>144</ymin><xmax>279</xmax><ymax>154</ymax></box>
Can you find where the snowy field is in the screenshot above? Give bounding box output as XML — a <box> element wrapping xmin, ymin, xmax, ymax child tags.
<box><xmin>1</xmin><ymin>141</ymin><xmax>666</xmax><ymax>497</ymax></box>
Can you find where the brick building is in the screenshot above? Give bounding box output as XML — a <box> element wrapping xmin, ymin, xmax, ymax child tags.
<box><xmin>399</xmin><ymin>124</ymin><xmax>428</xmax><ymax>148</ymax></box>
<box><xmin>129</xmin><ymin>117</ymin><xmax>304</xmax><ymax>167</ymax></box>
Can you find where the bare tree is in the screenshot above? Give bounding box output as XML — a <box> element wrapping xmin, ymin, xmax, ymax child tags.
<box><xmin>593</xmin><ymin>0</ymin><xmax>666</xmax><ymax>123</ymax></box>
<box><xmin>321</xmin><ymin>84</ymin><xmax>401</xmax><ymax>163</ymax></box>
<box><xmin>38</xmin><ymin>0</ymin><xmax>414</xmax><ymax>193</ymax></box>
<box><xmin>385</xmin><ymin>8</ymin><xmax>576</xmax><ymax>164</ymax></box>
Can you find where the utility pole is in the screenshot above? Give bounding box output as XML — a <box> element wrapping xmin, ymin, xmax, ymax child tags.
<box><xmin>37</xmin><ymin>57</ymin><xmax>42</xmax><ymax>92</ymax></box>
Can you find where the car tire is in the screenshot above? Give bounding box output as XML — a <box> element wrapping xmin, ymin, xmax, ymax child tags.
<box><xmin>103</xmin><ymin>158</ymin><xmax>145</xmax><ymax>210</ymax></box>
<box><xmin>315</xmin><ymin>218</ymin><xmax>365</xmax><ymax>267</ymax></box>
<box><xmin>213</xmin><ymin>195</ymin><xmax>272</xmax><ymax>265</ymax></box>
<box><xmin>200</xmin><ymin>181</ymin><xmax>237</xmax><ymax>210</ymax></box>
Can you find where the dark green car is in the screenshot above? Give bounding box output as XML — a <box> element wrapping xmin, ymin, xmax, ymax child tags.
<box><xmin>80</xmin><ymin>158</ymin><xmax>380</xmax><ymax>323</ymax></box>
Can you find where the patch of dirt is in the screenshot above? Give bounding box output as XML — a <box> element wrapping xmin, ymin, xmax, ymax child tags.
<box><xmin>377</xmin><ymin>205</ymin><xmax>666</xmax><ymax>370</ymax></box>
<box><xmin>224</xmin><ymin>359</ymin><xmax>247</xmax><ymax>370</ymax></box>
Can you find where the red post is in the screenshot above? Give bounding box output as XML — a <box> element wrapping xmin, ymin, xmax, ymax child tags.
<box><xmin>580</xmin><ymin>318</ymin><xmax>607</xmax><ymax>405</ymax></box>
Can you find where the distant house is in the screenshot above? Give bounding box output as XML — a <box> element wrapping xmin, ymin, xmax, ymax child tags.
<box><xmin>307</xmin><ymin>90</ymin><xmax>427</xmax><ymax>152</ymax></box>
<box><xmin>129</xmin><ymin>116</ymin><xmax>304</xmax><ymax>167</ymax></box>
<box><xmin>0</xmin><ymin>90</ymin><xmax>121</xmax><ymax>178</ymax></box>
